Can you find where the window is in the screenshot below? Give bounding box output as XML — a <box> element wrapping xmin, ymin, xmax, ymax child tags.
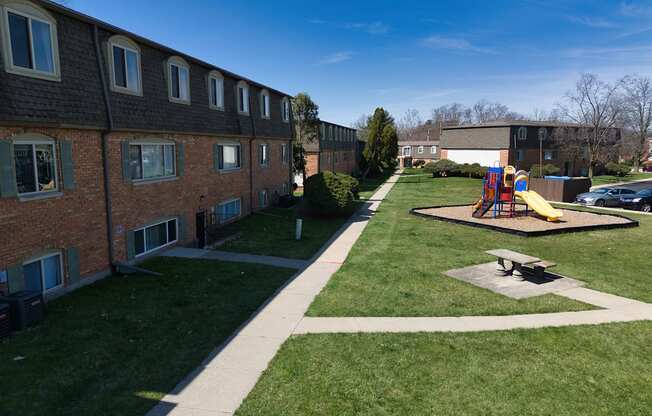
<box><xmin>0</xmin><ymin>269</ymin><xmax>6</xmax><ymax>284</ymax></box>
<box><xmin>259</xmin><ymin>189</ymin><xmax>268</xmax><ymax>208</ymax></box>
<box><xmin>260</xmin><ymin>89</ymin><xmax>270</xmax><ymax>119</ymax></box>
<box><xmin>128</xmin><ymin>142</ymin><xmax>176</xmax><ymax>181</ymax></box>
<box><xmin>544</xmin><ymin>150</ymin><xmax>555</xmax><ymax>161</ymax></box>
<box><xmin>14</xmin><ymin>139</ymin><xmax>58</xmax><ymax>195</ymax></box>
<box><xmin>23</xmin><ymin>252</ymin><xmax>62</xmax><ymax>293</ymax></box>
<box><xmin>134</xmin><ymin>218</ymin><xmax>178</xmax><ymax>257</ymax></box>
<box><xmin>108</xmin><ymin>35</ymin><xmax>141</xmax><ymax>95</ymax></box>
<box><xmin>418</xmin><ymin>146</ymin><xmax>424</xmax><ymax>154</ymax></box>
<box><xmin>237</xmin><ymin>81</ymin><xmax>249</xmax><ymax>114</ymax></box>
<box><xmin>259</xmin><ymin>144</ymin><xmax>269</xmax><ymax>166</ymax></box>
<box><xmin>431</xmin><ymin>145</ymin><xmax>437</xmax><ymax>154</ymax></box>
<box><xmin>282</xmin><ymin>182</ymin><xmax>288</xmax><ymax>195</ymax></box>
<box><xmin>517</xmin><ymin>127</ymin><xmax>527</xmax><ymax>141</ymax></box>
<box><xmin>208</xmin><ymin>71</ymin><xmax>224</xmax><ymax>110</ymax></box>
<box><xmin>167</xmin><ymin>56</ymin><xmax>190</xmax><ymax>104</ymax></box>
<box><xmin>402</xmin><ymin>146</ymin><xmax>411</xmax><ymax>157</ymax></box>
<box><xmin>217</xmin><ymin>198</ymin><xmax>241</xmax><ymax>223</ymax></box>
<box><xmin>217</xmin><ymin>143</ymin><xmax>241</xmax><ymax>171</ymax></box>
<box><xmin>281</xmin><ymin>144</ymin><xmax>288</xmax><ymax>164</ymax></box>
<box><xmin>516</xmin><ymin>149</ymin><xmax>524</xmax><ymax>161</ymax></box>
<box><xmin>281</xmin><ymin>97</ymin><xmax>290</xmax><ymax>122</ymax></box>
<box><xmin>1</xmin><ymin>2</ymin><xmax>60</xmax><ymax>80</ymax></box>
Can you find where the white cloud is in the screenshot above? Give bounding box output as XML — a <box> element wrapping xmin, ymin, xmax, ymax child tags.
<box><xmin>422</xmin><ymin>35</ymin><xmax>496</xmax><ymax>54</ymax></box>
<box><xmin>619</xmin><ymin>1</ymin><xmax>652</xmax><ymax>16</ymax></box>
<box><xmin>344</xmin><ymin>21</ymin><xmax>390</xmax><ymax>35</ymax></box>
<box><xmin>565</xmin><ymin>15</ymin><xmax>617</xmax><ymax>28</ymax></box>
<box><xmin>318</xmin><ymin>51</ymin><xmax>354</xmax><ymax>65</ymax></box>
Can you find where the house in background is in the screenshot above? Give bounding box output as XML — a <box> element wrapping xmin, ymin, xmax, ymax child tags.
<box><xmin>397</xmin><ymin>120</ymin><xmax>441</xmax><ymax>168</ymax></box>
<box><xmin>440</xmin><ymin>121</ymin><xmax>620</xmax><ymax>176</ymax></box>
<box><xmin>0</xmin><ymin>0</ymin><xmax>293</xmax><ymax>298</ymax></box>
<box><xmin>295</xmin><ymin>120</ymin><xmax>357</xmax><ymax>186</ymax></box>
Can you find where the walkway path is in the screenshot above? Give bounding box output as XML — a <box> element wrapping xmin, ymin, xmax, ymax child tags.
<box><xmin>162</xmin><ymin>247</ymin><xmax>309</xmax><ymax>270</ymax></box>
<box><xmin>147</xmin><ymin>171</ymin><xmax>403</xmax><ymax>416</ymax></box>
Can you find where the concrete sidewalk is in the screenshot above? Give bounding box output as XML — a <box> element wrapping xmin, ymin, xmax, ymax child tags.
<box><xmin>147</xmin><ymin>171</ymin><xmax>403</xmax><ymax>416</ymax></box>
<box><xmin>162</xmin><ymin>247</ymin><xmax>309</xmax><ymax>270</ymax></box>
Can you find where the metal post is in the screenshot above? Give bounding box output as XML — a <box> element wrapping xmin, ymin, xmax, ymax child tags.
<box><xmin>295</xmin><ymin>218</ymin><xmax>303</xmax><ymax>240</ymax></box>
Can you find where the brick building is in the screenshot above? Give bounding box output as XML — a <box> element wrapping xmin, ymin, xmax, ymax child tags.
<box><xmin>440</xmin><ymin>121</ymin><xmax>620</xmax><ymax>176</ymax></box>
<box><xmin>0</xmin><ymin>0</ymin><xmax>293</xmax><ymax>298</ymax></box>
<box><xmin>295</xmin><ymin>120</ymin><xmax>357</xmax><ymax>186</ymax></box>
<box><xmin>397</xmin><ymin>120</ymin><xmax>441</xmax><ymax>168</ymax></box>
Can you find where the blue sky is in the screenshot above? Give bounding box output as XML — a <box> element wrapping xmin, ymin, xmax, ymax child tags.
<box><xmin>64</xmin><ymin>0</ymin><xmax>652</xmax><ymax>126</ymax></box>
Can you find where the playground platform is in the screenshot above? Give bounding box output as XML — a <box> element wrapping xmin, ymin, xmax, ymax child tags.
<box><xmin>411</xmin><ymin>204</ymin><xmax>638</xmax><ymax>237</ymax></box>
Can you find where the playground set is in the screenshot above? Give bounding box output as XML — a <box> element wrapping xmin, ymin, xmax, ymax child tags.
<box><xmin>472</xmin><ymin>166</ymin><xmax>563</xmax><ymax>222</ymax></box>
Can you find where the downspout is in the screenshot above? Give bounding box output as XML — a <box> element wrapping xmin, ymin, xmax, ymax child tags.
<box><xmin>287</xmin><ymin>101</ymin><xmax>295</xmax><ymax>188</ymax></box>
<box><xmin>248</xmin><ymin>92</ymin><xmax>257</xmax><ymax>213</ymax></box>
<box><xmin>92</xmin><ymin>24</ymin><xmax>116</xmax><ymax>269</ymax></box>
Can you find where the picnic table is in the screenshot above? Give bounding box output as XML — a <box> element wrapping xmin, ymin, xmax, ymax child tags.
<box><xmin>485</xmin><ymin>249</ymin><xmax>556</xmax><ymax>279</ymax></box>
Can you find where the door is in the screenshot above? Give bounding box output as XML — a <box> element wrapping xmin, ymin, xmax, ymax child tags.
<box><xmin>196</xmin><ymin>211</ymin><xmax>206</xmax><ymax>248</ymax></box>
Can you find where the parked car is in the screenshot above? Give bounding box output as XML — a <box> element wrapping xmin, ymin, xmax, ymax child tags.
<box><xmin>575</xmin><ymin>187</ymin><xmax>636</xmax><ymax>207</ymax></box>
<box><xmin>619</xmin><ymin>188</ymin><xmax>652</xmax><ymax>212</ymax></box>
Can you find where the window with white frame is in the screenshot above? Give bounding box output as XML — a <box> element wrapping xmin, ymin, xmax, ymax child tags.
<box><xmin>217</xmin><ymin>198</ymin><xmax>241</xmax><ymax>223</ymax></box>
<box><xmin>544</xmin><ymin>150</ymin><xmax>555</xmax><ymax>160</ymax></box>
<box><xmin>431</xmin><ymin>145</ymin><xmax>437</xmax><ymax>154</ymax></box>
<box><xmin>217</xmin><ymin>143</ymin><xmax>241</xmax><ymax>170</ymax></box>
<box><xmin>1</xmin><ymin>2</ymin><xmax>60</xmax><ymax>80</ymax></box>
<box><xmin>259</xmin><ymin>143</ymin><xmax>269</xmax><ymax>166</ymax></box>
<box><xmin>134</xmin><ymin>218</ymin><xmax>178</xmax><ymax>257</ymax></box>
<box><xmin>259</xmin><ymin>189</ymin><xmax>268</xmax><ymax>208</ymax></box>
<box><xmin>260</xmin><ymin>89</ymin><xmax>270</xmax><ymax>119</ymax></box>
<box><xmin>517</xmin><ymin>127</ymin><xmax>527</xmax><ymax>140</ymax></box>
<box><xmin>23</xmin><ymin>252</ymin><xmax>62</xmax><ymax>293</ymax></box>
<box><xmin>108</xmin><ymin>35</ymin><xmax>141</xmax><ymax>95</ymax></box>
<box><xmin>13</xmin><ymin>138</ymin><xmax>58</xmax><ymax>195</ymax></box>
<box><xmin>417</xmin><ymin>146</ymin><xmax>424</xmax><ymax>154</ymax></box>
<box><xmin>281</xmin><ymin>97</ymin><xmax>290</xmax><ymax>122</ymax></box>
<box><xmin>128</xmin><ymin>142</ymin><xmax>176</xmax><ymax>181</ymax></box>
<box><xmin>281</xmin><ymin>143</ymin><xmax>288</xmax><ymax>164</ymax></box>
<box><xmin>237</xmin><ymin>81</ymin><xmax>249</xmax><ymax>114</ymax></box>
<box><xmin>402</xmin><ymin>146</ymin><xmax>411</xmax><ymax>157</ymax></box>
<box><xmin>167</xmin><ymin>56</ymin><xmax>190</xmax><ymax>103</ymax></box>
<box><xmin>208</xmin><ymin>71</ymin><xmax>224</xmax><ymax>110</ymax></box>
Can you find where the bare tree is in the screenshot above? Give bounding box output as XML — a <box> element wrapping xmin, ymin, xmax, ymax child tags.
<box><xmin>531</xmin><ymin>108</ymin><xmax>562</xmax><ymax>122</ymax></box>
<box><xmin>431</xmin><ymin>103</ymin><xmax>470</xmax><ymax>126</ymax></box>
<box><xmin>396</xmin><ymin>109</ymin><xmax>422</xmax><ymax>141</ymax></box>
<box><xmin>352</xmin><ymin>113</ymin><xmax>370</xmax><ymax>142</ymax></box>
<box><xmin>622</xmin><ymin>75</ymin><xmax>652</xmax><ymax>171</ymax></box>
<box><xmin>556</xmin><ymin>73</ymin><xmax>624</xmax><ymax>177</ymax></box>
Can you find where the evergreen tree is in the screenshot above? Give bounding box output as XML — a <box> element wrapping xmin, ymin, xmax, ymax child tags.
<box><xmin>362</xmin><ymin>108</ymin><xmax>398</xmax><ymax>178</ymax></box>
<box><xmin>291</xmin><ymin>93</ymin><xmax>319</xmax><ymax>183</ymax></box>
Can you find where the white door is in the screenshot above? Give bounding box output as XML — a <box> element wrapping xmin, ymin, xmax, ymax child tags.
<box><xmin>446</xmin><ymin>150</ymin><xmax>502</xmax><ymax>167</ymax></box>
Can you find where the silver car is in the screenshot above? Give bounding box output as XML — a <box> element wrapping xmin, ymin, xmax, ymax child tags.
<box><xmin>575</xmin><ymin>187</ymin><xmax>636</xmax><ymax>207</ymax></box>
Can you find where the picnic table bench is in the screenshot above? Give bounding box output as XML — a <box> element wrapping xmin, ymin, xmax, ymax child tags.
<box><xmin>485</xmin><ymin>249</ymin><xmax>556</xmax><ymax>279</ymax></box>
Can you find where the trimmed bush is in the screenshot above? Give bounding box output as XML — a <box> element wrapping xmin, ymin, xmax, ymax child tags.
<box><xmin>530</xmin><ymin>164</ymin><xmax>561</xmax><ymax>177</ymax></box>
<box><xmin>424</xmin><ymin>159</ymin><xmax>459</xmax><ymax>176</ymax></box>
<box><xmin>412</xmin><ymin>159</ymin><xmax>426</xmax><ymax>168</ymax></box>
<box><xmin>304</xmin><ymin>171</ymin><xmax>359</xmax><ymax>216</ymax></box>
<box><xmin>605</xmin><ymin>162</ymin><xmax>632</xmax><ymax>177</ymax></box>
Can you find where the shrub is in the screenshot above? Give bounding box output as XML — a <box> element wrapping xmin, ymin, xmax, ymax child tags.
<box><xmin>530</xmin><ymin>164</ymin><xmax>561</xmax><ymax>177</ymax></box>
<box><xmin>424</xmin><ymin>159</ymin><xmax>459</xmax><ymax>176</ymax></box>
<box><xmin>413</xmin><ymin>159</ymin><xmax>426</xmax><ymax>168</ymax></box>
<box><xmin>459</xmin><ymin>163</ymin><xmax>488</xmax><ymax>179</ymax></box>
<box><xmin>304</xmin><ymin>171</ymin><xmax>359</xmax><ymax>216</ymax></box>
<box><xmin>605</xmin><ymin>162</ymin><xmax>631</xmax><ymax>177</ymax></box>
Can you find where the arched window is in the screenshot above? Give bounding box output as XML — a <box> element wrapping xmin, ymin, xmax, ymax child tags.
<box><xmin>208</xmin><ymin>70</ymin><xmax>224</xmax><ymax>110</ymax></box>
<box><xmin>236</xmin><ymin>81</ymin><xmax>249</xmax><ymax>114</ymax></box>
<box><xmin>517</xmin><ymin>126</ymin><xmax>527</xmax><ymax>140</ymax></box>
<box><xmin>166</xmin><ymin>56</ymin><xmax>190</xmax><ymax>104</ymax></box>
<box><xmin>107</xmin><ymin>35</ymin><xmax>142</xmax><ymax>95</ymax></box>
<box><xmin>281</xmin><ymin>97</ymin><xmax>290</xmax><ymax>123</ymax></box>
<box><xmin>0</xmin><ymin>0</ymin><xmax>60</xmax><ymax>81</ymax></box>
<box><xmin>260</xmin><ymin>89</ymin><xmax>270</xmax><ymax>119</ymax></box>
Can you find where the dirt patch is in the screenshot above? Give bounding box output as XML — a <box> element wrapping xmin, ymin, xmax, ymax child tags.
<box><xmin>411</xmin><ymin>205</ymin><xmax>638</xmax><ymax>236</ymax></box>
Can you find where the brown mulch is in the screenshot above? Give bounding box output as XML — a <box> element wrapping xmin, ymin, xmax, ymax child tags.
<box><xmin>414</xmin><ymin>205</ymin><xmax>632</xmax><ymax>232</ymax></box>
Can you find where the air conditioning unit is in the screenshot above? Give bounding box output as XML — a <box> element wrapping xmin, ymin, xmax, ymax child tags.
<box><xmin>0</xmin><ymin>303</ymin><xmax>10</xmax><ymax>339</ymax></box>
<box><xmin>0</xmin><ymin>291</ymin><xmax>45</xmax><ymax>331</ymax></box>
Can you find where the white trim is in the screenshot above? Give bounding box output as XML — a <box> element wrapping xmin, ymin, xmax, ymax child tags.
<box><xmin>430</xmin><ymin>145</ymin><xmax>437</xmax><ymax>154</ymax></box>
<box><xmin>402</xmin><ymin>146</ymin><xmax>411</xmax><ymax>157</ymax></box>
<box><xmin>166</xmin><ymin>56</ymin><xmax>191</xmax><ymax>104</ymax></box>
<box><xmin>107</xmin><ymin>35</ymin><xmax>142</xmax><ymax>96</ymax></box>
<box><xmin>260</xmin><ymin>89</ymin><xmax>270</xmax><ymax>119</ymax></box>
<box><xmin>259</xmin><ymin>143</ymin><xmax>269</xmax><ymax>167</ymax></box>
<box><xmin>281</xmin><ymin>97</ymin><xmax>290</xmax><ymax>123</ymax></box>
<box><xmin>22</xmin><ymin>251</ymin><xmax>63</xmax><ymax>294</ymax></box>
<box><xmin>13</xmin><ymin>137</ymin><xmax>59</xmax><ymax>197</ymax></box>
<box><xmin>417</xmin><ymin>145</ymin><xmax>424</xmax><ymax>154</ymax></box>
<box><xmin>517</xmin><ymin>126</ymin><xmax>527</xmax><ymax>140</ymax></box>
<box><xmin>134</xmin><ymin>218</ymin><xmax>178</xmax><ymax>258</ymax></box>
<box><xmin>217</xmin><ymin>142</ymin><xmax>242</xmax><ymax>171</ymax></box>
<box><xmin>208</xmin><ymin>70</ymin><xmax>224</xmax><ymax>110</ymax></box>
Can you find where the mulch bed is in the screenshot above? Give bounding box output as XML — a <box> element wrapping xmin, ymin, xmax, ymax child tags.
<box><xmin>410</xmin><ymin>204</ymin><xmax>638</xmax><ymax>237</ymax></box>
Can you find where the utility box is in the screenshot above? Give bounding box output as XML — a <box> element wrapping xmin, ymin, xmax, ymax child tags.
<box><xmin>0</xmin><ymin>303</ymin><xmax>10</xmax><ymax>339</ymax></box>
<box><xmin>0</xmin><ymin>291</ymin><xmax>45</xmax><ymax>331</ymax></box>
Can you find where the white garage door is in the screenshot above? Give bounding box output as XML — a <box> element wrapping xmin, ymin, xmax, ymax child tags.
<box><xmin>446</xmin><ymin>150</ymin><xmax>502</xmax><ymax>167</ymax></box>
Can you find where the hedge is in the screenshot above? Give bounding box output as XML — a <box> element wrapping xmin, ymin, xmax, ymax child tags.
<box><xmin>304</xmin><ymin>171</ymin><xmax>359</xmax><ymax>216</ymax></box>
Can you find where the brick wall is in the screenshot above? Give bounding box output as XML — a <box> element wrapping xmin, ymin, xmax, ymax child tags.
<box><xmin>305</xmin><ymin>152</ymin><xmax>319</xmax><ymax>178</ymax></box>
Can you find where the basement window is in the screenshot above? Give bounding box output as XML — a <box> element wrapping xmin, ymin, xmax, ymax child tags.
<box><xmin>23</xmin><ymin>252</ymin><xmax>62</xmax><ymax>293</ymax></box>
<box><xmin>217</xmin><ymin>198</ymin><xmax>241</xmax><ymax>223</ymax></box>
<box><xmin>135</xmin><ymin>218</ymin><xmax>178</xmax><ymax>257</ymax></box>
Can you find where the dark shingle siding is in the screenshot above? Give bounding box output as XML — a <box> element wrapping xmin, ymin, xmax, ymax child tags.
<box><xmin>441</xmin><ymin>126</ymin><xmax>511</xmax><ymax>149</ymax></box>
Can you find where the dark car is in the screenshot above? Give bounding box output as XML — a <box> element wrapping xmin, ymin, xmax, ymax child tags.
<box><xmin>619</xmin><ymin>188</ymin><xmax>652</xmax><ymax>212</ymax></box>
<box><xmin>575</xmin><ymin>187</ymin><xmax>636</xmax><ymax>207</ymax></box>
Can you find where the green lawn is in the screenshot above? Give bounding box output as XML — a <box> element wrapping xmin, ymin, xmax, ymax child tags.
<box><xmin>0</xmin><ymin>257</ymin><xmax>295</xmax><ymax>416</ymax></box>
<box><xmin>358</xmin><ymin>170</ymin><xmax>395</xmax><ymax>200</ymax></box>
<box><xmin>308</xmin><ymin>175</ymin><xmax>651</xmax><ymax>317</ymax></box>
<box><xmin>590</xmin><ymin>172</ymin><xmax>652</xmax><ymax>187</ymax></box>
<box><xmin>237</xmin><ymin>322</ymin><xmax>652</xmax><ymax>416</ymax></box>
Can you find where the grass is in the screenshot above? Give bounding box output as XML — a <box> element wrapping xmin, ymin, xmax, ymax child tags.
<box><xmin>236</xmin><ymin>322</ymin><xmax>652</xmax><ymax>416</ymax></box>
<box><xmin>218</xmin><ymin>207</ymin><xmax>351</xmax><ymax>259</ymax></box>
<box><xmin>357</xmin><ymin>170</ymin><xmax>395</xmax><ymax>200</ymax></box>
<box><xmin>590</xmin><ymin>172</ymin><xmax>652</xmax><ymax>187</ymax></box>
<box><xmin>0</xmin><ymin>257</ymin><xmax>295</xmax><ymax>416</ymax></box>
<box><xmin>308</xmin><ymin>174</ymin><xmax>652</xmax><ymax>317</ymax></box>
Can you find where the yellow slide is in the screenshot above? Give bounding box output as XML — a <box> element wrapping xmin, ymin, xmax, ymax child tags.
<box><xmin>515</xmin><ymin>190</ymin><xmax>564</xmax><ymax>222</ymax></box>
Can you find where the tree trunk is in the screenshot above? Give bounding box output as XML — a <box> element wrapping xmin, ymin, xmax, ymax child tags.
<box><xmin>588</xmin><ymin>164</ymin><xmax>594</xmax><ymax>178</ymax></box>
